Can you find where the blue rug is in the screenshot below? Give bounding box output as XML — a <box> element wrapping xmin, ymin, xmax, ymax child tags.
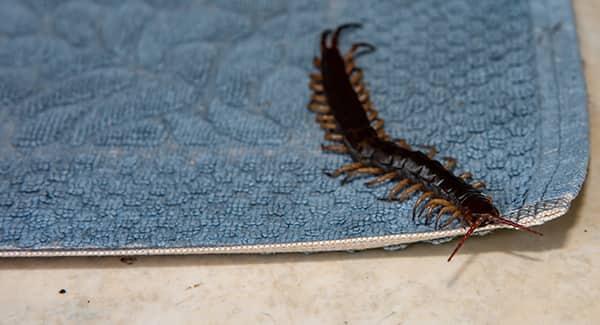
<box><xmin>0</xmin><ymin>0</ymin><xmax>588</xmax><ymax>255</ymax></box>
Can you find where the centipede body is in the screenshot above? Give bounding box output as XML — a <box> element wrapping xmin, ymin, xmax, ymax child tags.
<box><xmin>307</xmin><ymin>23</ymin><xmax>542</xmax><ymax>261</ymax></box>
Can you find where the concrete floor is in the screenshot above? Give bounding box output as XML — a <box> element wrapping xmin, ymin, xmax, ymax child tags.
<box><xmin>1</xmin><ymin>1</ymin><xmax>598</xmax><ymax>324</ymax></box>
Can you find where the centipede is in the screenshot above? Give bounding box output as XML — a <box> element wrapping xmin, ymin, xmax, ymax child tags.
<box><xmin>307</xmin><ymin>23</ymin><xmax>542</xmax><ymax>261</ymax></box>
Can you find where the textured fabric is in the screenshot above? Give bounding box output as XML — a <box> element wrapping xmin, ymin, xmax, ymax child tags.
<box><xmin>0</xmin><ymin>0</ymin><xmax>588</xmax><ymax>254</ymax></box>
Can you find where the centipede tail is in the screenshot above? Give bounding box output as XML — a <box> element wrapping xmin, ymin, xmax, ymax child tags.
<box><xmin>307</xmin><ymin>24</ymin><xmax>542</xmax><ymax>261</ymax></box>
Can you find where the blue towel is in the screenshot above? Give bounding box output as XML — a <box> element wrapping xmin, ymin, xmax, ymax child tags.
<box><xmin>0</xmin><ymin>0</ymin><xmax>588</xmax><ymax>255</ymax></box>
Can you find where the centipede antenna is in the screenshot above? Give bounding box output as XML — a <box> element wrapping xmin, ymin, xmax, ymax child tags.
<box><xmin>494</xmin><ymin>217</ymin><xmax>543</xmax><ymax>236</ymax></box>
<box><xmin>447</xmin><ymin>219</ymin><xmax>482</xmax><ymax>262</ymax></box>
<box><xmin>332</xmin><ymin>23</ymin><xmax>363</xmax><ymax>48</ymax></box>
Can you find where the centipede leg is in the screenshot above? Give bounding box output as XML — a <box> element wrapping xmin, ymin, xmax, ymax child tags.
<box><xmin>423</xmin><ymin>204</ymin><xmax>441</xmax><ymax>225</ymax></box>
<box><xmin>425</xmin><ymin>198</ymin><xmax>453</xmax><ymax>208</ymax></box>
<box><xmin>386</xmin><ymin>179</ymin><xmax>411</xmax><ymax>200</ymax></box>
<box><xmin>319</xmin><ymin>121</ymin><xmax>338</xmax><ymax>130</ymax></box>
<box><xmin>364</xmin><ymin>171</ymin><xmax>397</xmax><ymax>187</ymax></box>
<box><xmin>459</xmin><ymin>172</ymin><xmax>473</xmax><ymax>181</ymax></box>
<box><xmin>357</xmin><ymin>88</ymin><xmax>370</xmax><ymax>104</ymax></box>
<box><xmin>345</xmin><ymin>59</ymin><xmax>357</xmax><ymax>75</ymax></box>
<box><xmin>313</xmin><ymin>56</ymin><xmax>321</xmax><ymax>69</ymax></box>
<box><xmin>393</xmin><ymin>139</ymin><xmax>412</xmax><ymax>150</ymax></box>
<box><xmin>354</xmin><ymin>82</ymin><xmax>366</xmax><ymax>95</ymax></box>
<box><xmin>354</xmin><ymin>167</ymin><xmax>383</xmax><ymax>175</ymax></box>
<box><xmin>310</xmin><ymin>73</ymin><xmax>322</xmax><ymax>82</ymax></box>
<box><xmin>366</xmin><ymin>109</ymin><xmax>378</xmax><ymax>122</ymax></box>
<box><xmin>357</xmin><ymin>91</ymin><xmax>373</xmax><ymax>110</ymax></box>
<box><xmin>311</xmin><ymin>94</ymin><xmax>327</xmax><ymax>103</ymax></box>
<box><xmin>421</xmin><ymin>198</ymin><xmax>452</xmax><ymax>224</ymax></box>
<box><xmin>324</xmin><ymin>132</ymin><xmax>344</xmax><ymax>142</ymax></box>
<box><xmin>346</xmin><ymin>66</ymin><xmax>372</xmax><ymax>111</ymax></box>
<box><xmin>444</xmin><ymin>157</ymin><xmax>457</xmax><ymax>170</ymax></box>
<box><xmin>412</xmin><ymin>192</ymin><xmax>434</xmax><ymax>221</ymax></box>
<box><xmin>342</xmin><ymin>167</ymin><xmax>383</xmax><ymax>185</ymax></box>
<box><xmin>350</xmin><ymin>69</ymin><xmax>363</xmax><ymax>85</ymax></box>
<box><xmin>378</xmin><ymin>131</ymin><xmax>391</xmax><ymax>141</ymax></box>
<box><xmin>321</xmin><ymin>144</ymin><xmax>349</xmax><ymax>154</ymax></box>
<box><xmin>415</xmin><ymin>145</ymin><xmax>437</xmax><ymax>159</ymax></box>
<box><xmin>428</xmin><ymin>147</ymin><xmax>439</xmax><ymax>159</ymax></box>
<box><xmin>440</xmin><ymin>210</ymin><xmax>463</xmax><ymax>229</ymax></box>
<box><xmin>398</xmin><ymin>183</ymin><xmax>423</xmax><ymax>202</ymax></box>
<box><xmin>315</xmin><ymin>114</ymin><xmax>336</xmax><ymax>123</ymax></box>
<box><xmin>326</xmin><ymin>162</ymin><xmax>364</xmax><ymax>177</ymax></box>
<box><xmin>436</xmin><ymin>206</ymin><xmax>459</xmax><ymax>229</ymax></box>
<box><xmin>308</xmin><ymin>102</ymin><xmax>330</xmax><ymax>114</ymax></box>
<box><xmin>373</xmin><ymin>123</ymin><xmax>387</xmax><ymax>140</ymax></box>
<box><xmin>372</xmin><ymin>119</ymin><xmax>384</xmax><ymax>131</ymax></box>
<box><xmin>362</xmin><ymin>101</ymin><xmax>375</xmax><ymax>116</ymax></box>
<box><xmin>472</xmin><ymin>181</ymin><xmax>486</xmax><ymax>189</ymax></box>
<box><xmin>309</xmin><ymin>79</ymin><xmax>324</xmax><ymax>93</ymax></box>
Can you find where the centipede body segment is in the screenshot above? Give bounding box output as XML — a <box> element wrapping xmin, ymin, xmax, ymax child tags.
<box><xmin>307</xmin><ymin>23</ymin><xmax>542</xmax><ymax>261</ymax></box>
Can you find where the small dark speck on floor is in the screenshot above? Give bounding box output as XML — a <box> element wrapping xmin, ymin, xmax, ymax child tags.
<box><xmin>120</xmin><ymin>257</ymin><xmax>137</xmax><ymax>265</ymax></box>
<box><xmin>58</xmin><ymin>289</ymin><xmax>66</xmax><ymax>294</ymax></box>
<box><xmin>584</xmin><ymin>229</ymin><xmax>588</xmax><ymax>232</ymax></box>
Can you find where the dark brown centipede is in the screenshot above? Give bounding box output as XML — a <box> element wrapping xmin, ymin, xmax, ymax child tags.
<box><xmin>307</xmin><ymin>23</ymin><xmax>542</xmax><ymax>261</ymax></box>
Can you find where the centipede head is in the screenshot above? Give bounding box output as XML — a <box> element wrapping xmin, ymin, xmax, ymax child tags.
<box><xmin>447</xmin><ymin>194</ymin><xmax>543</xmax><ymax>262</ymax></box>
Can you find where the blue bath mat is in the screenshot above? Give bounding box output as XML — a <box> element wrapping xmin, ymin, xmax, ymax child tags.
<box><xmin>0</xmin><ymin>0</ymin><xmax>588</xmax><ymax>256</ymax></box>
